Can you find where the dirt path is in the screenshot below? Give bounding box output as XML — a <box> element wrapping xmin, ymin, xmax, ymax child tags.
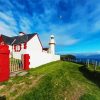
<box><xmin>0</xmin><ymin>74</ymin><xmax>44</xmax><ymax>100</ymax></box>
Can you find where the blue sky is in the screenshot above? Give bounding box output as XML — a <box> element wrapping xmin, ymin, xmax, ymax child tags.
<box><xmin>0</xmin><ymin>0</ymin><xmax>100</xmax><ymax>54</ymax></box>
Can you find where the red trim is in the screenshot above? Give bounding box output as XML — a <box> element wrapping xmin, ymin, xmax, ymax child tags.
<box><xmin>23</xmin><ymin>54</ymin><xmax>30</xmax><ymax>70</ymax></box>
<box><xmin>0</xmin><ymin>35</ymin><xmax>6</xmax><ymax>45</ymax></box>
<box><xmin>0</xmin><ymin>44</ymin><xmax>10</xmax><ymax>82</ymax></box>
<box><xmin>19</xmin><ymin>44</ymin><xmax>21</xmax><ymax>51</ymax></box>
<box><xmin>14</xmin><ymin>45</ymin><xmax>16</xmax><ymax>51</ymax></box>
<box><xmin>14</xmin><ymin>44</ymin><xmax>21</xmax><ymax>52</ymax></box>
<box><xmin>0</xmin><ymin>35</ymin><xmax>3</xmax><ymax>43</ymax></box>
<box><xmin>1</xmin><ymin>33</ymin><xmax>44</xmax><ymax>52</ymax></box>
<box><xmin>24</xmin><ymin>43</ymin><xmax>27</xmax><ymax>49</ymax></box>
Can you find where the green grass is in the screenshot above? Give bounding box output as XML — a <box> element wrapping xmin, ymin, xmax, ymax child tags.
<box><xmin>80</xmin><ymin>94</ymin><xmax>97</xmax><ymax>100</ymax></box>
<box><xmin>88</xmin><ymin>64</ymin><xmax>100</xmax><ymax>72</ymax></box>
<box><xmin>18</xmin><ymin>61</ymin><xmax>100</xmax><ymax>100</ymax></box>
<box><xmin>0</xmin><ymin>61</ymin><xmax>100</xmax><ymax>100</ymax></box>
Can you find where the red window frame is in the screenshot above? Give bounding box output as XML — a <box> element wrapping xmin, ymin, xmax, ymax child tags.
<box><xmin>14</xmin><ymin>44</ymin><xmax>21</xmax><ymax>52</ymax></box>
<box><xmin>24</xmin><ymin>43</ymin><xmax>27</xmax><ymax>49</ymax></box>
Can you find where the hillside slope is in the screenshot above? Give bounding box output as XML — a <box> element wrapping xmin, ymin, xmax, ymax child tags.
<box><xmin>0</xmin><ymin>61</ymin><xmax>100</xmax><ymax>100</ymax></box>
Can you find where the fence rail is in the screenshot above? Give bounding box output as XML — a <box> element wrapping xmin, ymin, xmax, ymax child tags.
<box><xmin>65</xmin><ymin>58</ymin><xmax>100</xmax><ymax>71</ymax></box>
<box><xmin>10</xmin><ymin>58</ymin><xmax>23</xmax><ymax>72</ymax></box>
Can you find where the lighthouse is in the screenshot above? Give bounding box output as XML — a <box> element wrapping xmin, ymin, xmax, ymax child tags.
<box><xmin>49</xmin><ymin>35</ymin><xmax>55</xmax><ymax>55</ymax></box>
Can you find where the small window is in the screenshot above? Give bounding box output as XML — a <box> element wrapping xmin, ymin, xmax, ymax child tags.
<box><xmin>51</xmin><ymin>37</ymin><xmax>54</xmax><ymax>39</ymax></box>
<box><xmin>14</xmin><ymin>44</ymin><xmax>21</xmax><ymax>52</ymax></box>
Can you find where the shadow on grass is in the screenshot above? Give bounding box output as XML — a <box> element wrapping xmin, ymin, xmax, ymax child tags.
<box><xmin>0</xmin><ymin>95</ymin><xmax>6</xmax><ymax>100</ymax></box>
<box><xmin>79</xmin><ymin>66</ymin><xmax>100</xmax><ymax>88</ymax></box>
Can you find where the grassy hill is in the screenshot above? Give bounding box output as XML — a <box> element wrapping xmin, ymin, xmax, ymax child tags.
<box><xmin>0</xmin><ymin>61</ymin><xmax>100</xmax><ymax>100</ymax></box>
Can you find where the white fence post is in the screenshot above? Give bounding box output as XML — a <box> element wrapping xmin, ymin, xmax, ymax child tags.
<box><xmin>94</xmin><ymin>61</ymin><xmax>97</xmax><ymax>71</ymax></box>
<box><xmin>87</xmin><ymin>59</ymin><xmax>89</xmax><ymax>68</ymax></box>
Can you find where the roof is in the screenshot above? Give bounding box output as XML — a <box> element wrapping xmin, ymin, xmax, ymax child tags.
<box><xmin>1</xmin><ymin>33</ymin><xmax>37</xmax><ymax>45</ymax></box>
<box><xmin>43</xmin><ymin>48</ymin><xmax>49</xmax><ymax>51</ymax></box>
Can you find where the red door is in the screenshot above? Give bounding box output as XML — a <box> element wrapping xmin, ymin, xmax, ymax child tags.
<box><xmin>0</xmin><ymin>44</ymin><xmax>10</xmax><ymax>82</ymax></box>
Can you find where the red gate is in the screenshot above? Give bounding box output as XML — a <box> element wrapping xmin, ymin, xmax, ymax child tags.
<box><xmin>0</xmin><ymin>43</ymin><xmax>30</xmax><ymax>82</ymax></box>
<box><xmin>0</xmin><ymin>44</ymin><xmax>10</xmax><ymax>82</ymax></box>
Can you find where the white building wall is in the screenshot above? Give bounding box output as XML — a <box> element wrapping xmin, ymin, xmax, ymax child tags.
<box><xmin>9</xmin><ymin>45</ymin><xmax>12</xmax><ymax>58</ymax></box>
<box><xmin>9</xmin><ymin>43</ymin><xmax>26</xmax><ymax>59</ymax></box>
<box><xmin>49</xmin><ymin>44</ymin><xmax>55</xmax><ymax>54</ymax></box>
<box><xmin>9</xmin><ymin>34</ymin><xmax>60</xmax><ymax>68</ymax></box>
<box><xmin>28</xmin><ymin>52</ymin><xmax>60</xmax><ymax>68</ymax></box>
<box><xmin>26</xmin><ymin>34</ymin><xmax>42</xmax><ymax>53</ymax></box>
<box><xmin>13</xmin><ymin>43</ymin><xmax>27</xmax><ymax>59</ymax></box>
<box><xmin>26</xmin><ymin>34</ymin><xmax>60</xmax><ymax>68</ymax></box>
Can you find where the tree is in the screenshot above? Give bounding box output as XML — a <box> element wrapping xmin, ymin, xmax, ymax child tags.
<box><xmin>61</xmin><ymin>54</ymin><xmax>76</xmax><ymax>61</ymax></box>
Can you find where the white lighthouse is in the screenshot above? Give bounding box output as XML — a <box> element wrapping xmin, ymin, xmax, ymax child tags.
<box><xmin>49</xmin><ymin>35</ymin><xmax>55</xmax><ymax>55</ymax></box>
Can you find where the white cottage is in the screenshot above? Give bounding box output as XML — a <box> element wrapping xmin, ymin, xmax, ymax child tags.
<box><xmin>0</xmin><ymin>32</ymin><xmax>60</xmax><ymax>68</ymax></box>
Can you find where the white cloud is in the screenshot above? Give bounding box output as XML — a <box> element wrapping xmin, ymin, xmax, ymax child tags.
<box><xmin>55</xmin><ymin>34</ymin><xmax>80</xmax><ymax>46</ymax></box>
<box><xmin>0</xmin><ymin>21</ymin><xmax>16</xmax><ymax>36</ymax></box>
<box><xmin>0</xmin><ymin>11</ymin><xmax>18</xmax><ymax>36</ymax></box>
<box><xmin>19</xmin><ymin>17</ymin><xmax>32</xmax><ymax>33</ymax></box>
<box><xmin>0</xmin><ymin>0</ymin><xmax>99</xmax><ymax>50</ymax></box>
<box><xmin>95</xmin><ymin>51</ymin><xmax>100</xmax><ymax>54</ymax></box>
<box><xmin>39</xmin><ymin>31</ymin><xmax>80</xmax><ymax>47</ymax></box>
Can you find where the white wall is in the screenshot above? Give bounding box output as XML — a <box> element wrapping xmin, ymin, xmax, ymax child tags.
<box><xmin>26</xmin><ymin>34</ymin><xmax>60</xmax><ymax>68</ymax></box>
<box><xmin>9</xmin><ymin>45</ymin><xmax>12</xmax><ymax>58</ymax></box>
<box><xmin>49</xmin><ymin>44</ymin><xmax>55</xmax><ymax>54</ymax></box>
<box><xmin>26</xmin><ymin>34</ymin><xmax>42</xmax><ymax>53</ymax></box>
<box><xmin>9</xmin><ymin>43</ymin><xmax>26</xmax><ymax>59</ymax></box>
<box><xmin>9</xmin><ymin>34</ymin><xmax>60</xmax><ymax>68</ymax></box>
<box><xmin>28</xmin><ymin>52</ymin><xmax>60</xmax><ymax>68</ymax></box>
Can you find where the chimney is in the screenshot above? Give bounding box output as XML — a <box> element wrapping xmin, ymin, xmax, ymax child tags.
<box><xmin>19</xmin><ymin>32</ymin><xmax>25</xmax><ymax>36</ymax></box>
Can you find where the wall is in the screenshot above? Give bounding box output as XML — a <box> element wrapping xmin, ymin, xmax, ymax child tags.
<box><xmin>9</xmin><ymin>43</ymin><xmax>26</xmax><ymax>59</ymax></box>
<box><xmin>26</xmin><ymin>34</ymin><xmax>42</xmax><ymax>53</ymax></box>
<box><xmin>8</xmin><ymin>34</ymin><xmax>42</xmax><ymax>60</ymax></box>
<box><xmin>9</xmin><ymin>45</ymin><xmax>12</xmax><ymax>58</ymax></box>
<box><xmin>26</xmin><ymin>34</ymin><xmax>60</xmax><ymax>68</ymax></box>
<box><xmin>49</xmin><ymin>44</ymin><xmax>55</xmax><ymax>54</ymax></box>
<box><xmin>28</xmin><ymin>52</ymin><xmax>60</xmax><ymax>68</ymax></box>
<box><xmin>9</xmin><ymin>34</ymin><xmax>60</xmax><ymax>68</ymax></box>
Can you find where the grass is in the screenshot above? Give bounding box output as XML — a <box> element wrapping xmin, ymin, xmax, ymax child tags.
<box><xmin>80</xmin><ymin>64</ymin><xmax>100</xmax><ymax>88</ymax></box>
<box><xmin>0</xmin><ymin>61</ymin><xmax>100</xmax><ymax>100</ymax></box>
<box><xmin>88</xmin><ymin>64</ymin><xmax>100</xmax><ymax>72</ymax></box>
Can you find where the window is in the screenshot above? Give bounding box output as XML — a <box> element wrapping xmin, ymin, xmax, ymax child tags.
<box><xmin>51</xmin><ymin>37</ymin><xmax>54</xmax><ymax>39</ymax></box>
<box><xmin>14</xmin><ymin>44</ymin><xmax>21</xmax><ymax>52</ymax></box>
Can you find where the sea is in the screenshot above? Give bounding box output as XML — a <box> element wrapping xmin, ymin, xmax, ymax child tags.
<box><xmin>75</xmin><ymin>54</ymin><xmax>100</xmax><ymax>66</ymax></box>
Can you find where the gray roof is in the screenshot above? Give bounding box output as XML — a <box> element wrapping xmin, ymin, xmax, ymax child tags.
<box><xmin>1</xmin><ymin>33</ymin><xmax>37</xmax><ymax>45</ymax></box>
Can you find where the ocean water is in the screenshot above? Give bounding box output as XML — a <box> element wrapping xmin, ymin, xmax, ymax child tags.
<box><xmin>75</xmin><ymin>58</ymin><xmax>100</xmax><ymax>66</ymax></box>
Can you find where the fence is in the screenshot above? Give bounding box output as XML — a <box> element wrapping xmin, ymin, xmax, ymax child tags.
<box><xmin>66</xmin><ymin>58</ymin><xmax>100</xmax><ymax>71</ymax></box>
<box><xmin>0</xmin><ymin>43</ymin><xmax>30</xmax><ymax>82</ymax></box>
<box><xmin>10</xmin><ymin>58</ymin><xmax>23</xmax><ymax>72</ymax></box>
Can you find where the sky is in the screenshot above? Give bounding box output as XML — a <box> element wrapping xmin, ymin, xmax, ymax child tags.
<box><xmin>0</xmin><ymin>0</ymin><xmax>100</xmax><ymax>54</ymax></box>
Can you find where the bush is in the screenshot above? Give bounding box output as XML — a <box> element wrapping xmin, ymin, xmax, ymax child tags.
<box><xmin>60</xmin><ymin>54</ymin><xmax>76</xmax><ymax>61</ymax></box>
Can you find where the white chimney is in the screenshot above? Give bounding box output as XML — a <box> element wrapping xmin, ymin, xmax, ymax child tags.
<box><xmin>19</xmin><ymin>32</ymin><xmax>25</xmax><ymax>36</ymax></box>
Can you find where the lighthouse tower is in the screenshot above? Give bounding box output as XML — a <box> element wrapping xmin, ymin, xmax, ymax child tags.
<box><xmin>49</xmin><ymin>35</ymin><xmax>55</xmax><ymax>55</ymax></box>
